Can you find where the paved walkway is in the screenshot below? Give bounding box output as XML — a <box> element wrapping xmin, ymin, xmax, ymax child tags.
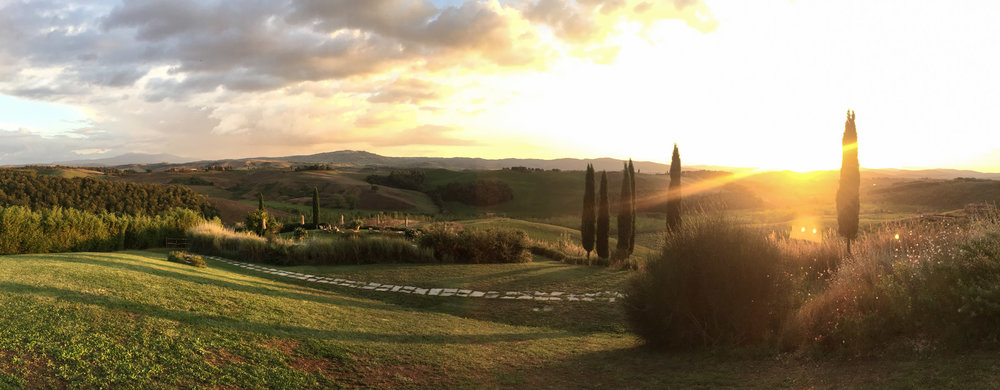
<box><xmin>205</xmin><ymin>255</ymin><xmax>623</xmax><ymax>303</ymax></box>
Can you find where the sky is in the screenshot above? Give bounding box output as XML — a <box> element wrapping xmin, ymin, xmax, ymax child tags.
<box><xmin>1</xmin><ymin>0</ymin><xmax>999</xmax><ymax>171</ymax></box>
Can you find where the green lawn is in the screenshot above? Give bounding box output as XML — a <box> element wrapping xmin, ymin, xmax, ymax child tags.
<box><xmin>279</xmin><ymin>257</ymin><xmax>629</xmax><ymax>295</ymax></box>
<box><xmin>1</xmin><ymin>250</ymin><xmax>998</xmax><ymax>388</ymax></box>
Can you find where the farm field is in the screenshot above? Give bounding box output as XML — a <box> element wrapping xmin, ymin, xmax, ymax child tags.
<box><xmin>2</xmin><ymin>250</ymin><xmax>999</xmax><ymax>389</ymax></box>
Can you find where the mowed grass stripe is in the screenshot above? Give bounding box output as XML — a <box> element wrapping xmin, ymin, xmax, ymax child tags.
<box><xmin>0</xmin><ymin>250</ymin><xmax>634</xmax><ymax>389</ymax></box>
<box><xmin>3</xmin><ymin>250</ymin><xmax>996</xmax><ymax>389</ymax></box>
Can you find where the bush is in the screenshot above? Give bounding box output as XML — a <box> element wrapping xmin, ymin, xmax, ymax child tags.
<box><xmin>418</xmin><ymin>223</ymin><xmax>531</xmax><ymax>263</ymax></box>
<box><xmin>187</xmin><ymin>223</ymin><xmax>435</xmax><ymax>265</ymax></box>
<box><xmin>623</xmin><ymin>216</ymin><xmax>791</xmax><ymax>349</ymax></box>
<box><xmin>293</xmin><ymin>227</ymin><xmax>309</xmax><ymax>241</ymax></box>
<box><xmin>0</xmin><ymin>205</ymin><xmax>205</xmax><ymax>255</ymax></box>
<box><xmin>167</xmin><ymin>251</ymin><xmax>207</xmax><ymax>268</ymax></box>
<box><xmin>528</xmin><ymin>233</ymin><xmax>592</xmax><ymax>265</ymax></box>
<box><xmin>787</xmin><ymin>218</ymin><xmax>1000</xmax><ymax>352</ymax></box>
<box><xmin>244</xmin><ymin>209</ymin><xmax>282</xmax><ymax>236</ymax></box>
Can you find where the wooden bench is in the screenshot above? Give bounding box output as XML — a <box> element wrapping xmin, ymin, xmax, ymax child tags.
<box><xmin>165</xmin><ymin>237</ymin><xmax>189</xmax><ymax>249</ymax></box>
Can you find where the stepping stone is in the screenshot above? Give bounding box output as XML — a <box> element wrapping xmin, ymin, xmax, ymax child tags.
<box><xmin>442</xmin><ymin>288</ymin><xmax>458</xmax><ymax>294</ymax></box>
<box><xmin>458</xmin><ymin>289</ymin><xmax>472</xmax><ymax>294</ymax></box>
<box><xmin>470</xmin><ymin>291</ymin><xmax>485</xmax><ymax>298</ymax></box>
<box><xmin>568</xmin><ymin>297</ymin><xmax>580</xmax><ymax>301</ymax></box>
<box><xmin>368</xmin><ymin>282</ymin><xmax>381</xmax><ymax>288</ymax></box>
<box><xmin>487</xmin><ymin>291</ymin><xmax>499</xmax><ymax>295</ymax></box>
<box><xmin>504</xmin><ymin>291</ymin><xmax>518</xmax><ymax>295</ymax></box>
<box><xmin>456</xmin><ymin>292</ymin><xmax>469</xmax><ymax>297</ymax></box>
<box><xmin>440</xmin><ymin>292</ymin><xmax>454</xmax><ymax>297</ymax></box>
<box><xmin>485</xmin><ymin>294</ymin><xmax>499</xmax><ymax>299</ymax></box>
<box><xmin>533</xmin><ymin>296</ymin><xmax>549</xmax><ymax>301</ymax></box>
<box><xmin>534</xmin><ymin>291</ymin><xmax>547</xmax><ymax>296</ymax></box>
<box><xmin>333</xmin><ymin>279</ymin><xmax>345</xmax><ymax>283</ymax></box>
<box><xmin>551</xmin><ymin>292</ymin><xmax>564</xmax><ymax>296</ymax></box>
<box><xmin>428</xmin><ymin>289</ymin><xmax>442</xmax><ymax>296</ymax></box>
<box><xmin>375</xmin><ymin>287</ymin><xmax>390</xmax><ymax>292</ymax></box>
<box><xmin>402</xmin><ymin>286</ymin><xmax>415</xmax><ymax>290</ymax></box>
<box><xmin>549</xmin><ymin>297</ymin><xmax>562</xmax><ymax>301</ymax></box>
<box><xmin>391</xmin><ymin>286</ymin><xmax>403</xmax><ymax>292</ymax></box>
<box><xmin>362</xmin><ymin>285</ymin><xmax>377</xmax><ymax>290</ymax></box>
<box><xmin>500</xmin><ymin>296</ymin><xmax>516</xmax><ymax>300</ymax></box>
<box><xmin>608</xmin><ymin>298</ymin><xmax>616</xmax><ymax>303</ymax></box>
<box><xmin>413</xmin><ymin>288</ymin><xmax>428</xmax><ymax>295</ymax></box>
<box><xmin>517</xmin><ymin>296</ymin><xmax>533</xmax><ymax>300</ymax></box>
<box><xmin>582</xmin><ymin>297</ymin><xmax>595</xmax><ymax>302</ymax></box>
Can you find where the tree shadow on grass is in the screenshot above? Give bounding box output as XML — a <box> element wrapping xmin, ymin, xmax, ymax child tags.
<box><xmin>495</xmin><ymin>345</ymin><xmax>755</xmax><ymax>389</ymax></box>
<box><xmin>43</xmin><ymin>251</ymin><xmax>625</xmax><ymax>335</ymax></box>
<box><xmin>40</xmin><ymin>251</ymin><xmax>281</xmax><ymax>291</ymax></box>
<box><xmin>387</xmin><ymin>265</ymin><xmax>553</xmax><ymax>288</ymax></box>
<box><xmin>41</xmin><ymin>253</ymin><xmax>391</xmax><ymax>312</ymax></box>
<box><xmin>0</xmin><ymin>281</ymin><xmax>572</xmax><ymax>345</ymax></box>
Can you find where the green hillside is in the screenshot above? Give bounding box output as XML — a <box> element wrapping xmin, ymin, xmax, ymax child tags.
<box><xmin>2</xmin><ymin>251</ymin><xmax>997</xmax><ymax>388</ymax></box>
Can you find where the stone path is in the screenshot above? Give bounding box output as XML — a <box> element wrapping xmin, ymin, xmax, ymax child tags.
<box><xmin>205</xmin><ymin>255</ymin><xmax>623</xmax><ymax>303</ymax></box>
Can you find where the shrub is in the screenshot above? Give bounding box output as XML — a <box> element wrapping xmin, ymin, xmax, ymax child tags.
<box><xmin>293</xmin><ymin>227</ymin><xmax>309</xmax><ymax>241</ymax></box>
<box><xmin>623</xmin><ymin>216</ymin><xmax>791</xmax><ymax>349</ymax></box>
<box><xmin>529</xmin><ymin>233</ymin><xmax>591</xmax><ymax>265</ymax></box>
<box><xmin>244</xmin><ymin>209</ymin><xmax>282</xmax><ymax>236</ymax></box>
<box><xmin>167</xmin><ymin>251</ymin><xmax>206</xmax><ymax>268</ymax></box>
<box><xmin>0</xmin><ymin>206</ymin><xmax>205</xmax><ymax>255</ymax></box>
<box><xmin>187</xmin><ymin>223</ymin><xmax>434</xmax><ymax>265</ymax></box>
<box><xmin>787</xmin><ymin>218</ymin><xmax>1000</xmax><ymax>352</ymax></box>
<box><xmin>418</xmin><ymin>223</ymin><xmax>531</xmax><ymax>263</ymax></box>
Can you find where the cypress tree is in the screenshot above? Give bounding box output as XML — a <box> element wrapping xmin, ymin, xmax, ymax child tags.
<box><xmin>596</xmin><ymin>171</ymin><xmax>610</xmax><ymax>259</ymax></box>
<box><xmin>627</xmin><ymin>158</ymin><xmax>636</xmax><ymax>255</ymax></box>
<box><xmin>837</xmin><ymin>110</ymin><xmax>860</xmax><ymax>255</ymax></box>
<box><xmin>616</xmin><ymin>162</ymin><xmax>632</xmax><ymax>256</ymax></box>
<box><xmin>258</xmin><ymin>192</ymin><xmax>264</xmax><ymax>211</ymax></box>
<box><xmin>312</xmin><ymin>187</ymin><xmax>320</xmax><ymax>227</ymax></box>
<box><xmin>581</xmin><ymin>164</ymin><xmax>596</xmax><ymax>259</ymax></box>
<box><xmin>666</xmin><ymin>144</ymin><xmax>682</xmax><ymax>232</ymax></box>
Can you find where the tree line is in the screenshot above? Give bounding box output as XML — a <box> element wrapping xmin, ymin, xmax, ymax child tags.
<box><xmin>582</xmin><ymin>110</ymin><xmax>861</xmax><ymax>262</ymax></box>
<box><xmin>0</xmin><ymin>169</ymin><xmax>217</xmax><ymax>217</ymax></box>
<box><xmin>581</xmin><ymin>157</ymin><xmax>650</xmax><ymax>262</ymax></box>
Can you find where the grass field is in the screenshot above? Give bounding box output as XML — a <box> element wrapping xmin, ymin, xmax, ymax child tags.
<box><xmin>2</xmin><ymin>250</ymin><xmax>1000</xmax><ymax>388</ymax></box>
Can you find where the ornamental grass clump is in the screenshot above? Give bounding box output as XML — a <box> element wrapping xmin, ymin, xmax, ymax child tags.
<box><xmin>623</xmin><ymin>216</ymin><xmax>792</xmax><ymax>349</ymax></box>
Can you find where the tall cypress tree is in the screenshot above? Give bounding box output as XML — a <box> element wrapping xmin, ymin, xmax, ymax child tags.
<box><xmin>312</xmin><ymin>187</ymin><xmax>320</xmax><ymax>227</ymax></box>
<box><xmin>581</xmin><ymin>164</ymin><xmax>596</xmax><ymax>259</ymax></box>
<box><xmin>666</xmin><ymin>144</ymin><xmax>682</xmax><ymax>232</ymax></box>
<box><xmin>627</xmin><ymin>158</ymin><xmax>636</xmax><ymax>255</ymax></box>
<box><xmin>616</xmin><ymin>163</ymin><xmax>632</xmax><ymax>256</ymax></box>
<box><xmin>258</xmin><ymin>192</ymin><xmax>265</xmax><ymax>211</ymax></box>
<box><xmin>596</xmin><ymin>171</ymin><xmax>610</xmax><ymax>259</ymax></box>
<box><xmin>837</xmin><ymin>110</ymin><xmax>860</xmax><ymax>255</ymax></box>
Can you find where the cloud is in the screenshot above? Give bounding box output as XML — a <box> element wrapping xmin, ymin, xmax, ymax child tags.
<box><xmin>345</xmin><ymin>124</ymin><xmax>479</xmax><ymax>147</ymax></box>
<box><xmin>0</xmin><ymin>0</ymin><xmax>717</xmax><ymax>164</ymax></box>
<box><xmin>367</xmin><ymin>77</ymin><xmax>455</xmax><ymax>106</ymax></box>
<box><xmin>0</xmin><ymin>127</ymin><xmax>121</xmax><ymax>165</ymax></box>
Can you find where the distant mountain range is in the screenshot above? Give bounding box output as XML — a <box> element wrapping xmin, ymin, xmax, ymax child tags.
<box><xmin>51</xmin><ymin>150</ymin><xmax>1000</xmax><ymax>180</ymax></box>
<box><xmin>57</xmin><ymin>153</ymin><xmax>191</xmax><ymax>166</ymax></box>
